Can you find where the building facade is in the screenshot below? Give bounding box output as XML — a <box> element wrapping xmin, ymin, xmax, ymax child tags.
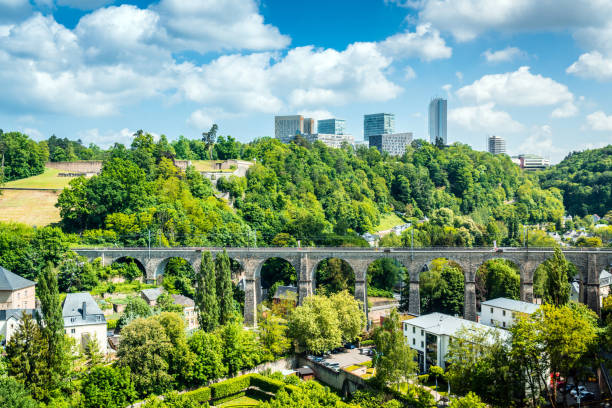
<box><xmin>364</xmin><ymin>113</ymin><xmax>395</xmax><ymax>140</ymax></box>
<box><xmin>403</xmin><ymin>313</ymin><xmax>509</xmax><ymax>373</ymax></box>
<box><xmin>63</xmin><ymin>292</ymin><xmax>107</xmax><ymax>354</ymax></box>
<box><xmin>512</xmin><ymin>154</ymin><xmax>551</xmax><ymax>170</ymax></box>
<box><xmin>480</xmin><ymin>297</ymin><xmax>540</xmax><ymax>329</ymax></box>
<box><xmin>368</xmin><ymin>132</ymin><xmax>413</xmax><ymax>156</ymax></box>
<box><xmin>428</xmin><ymin>98</ymin><xmax>447</xmax><ymax>145</ymax></box>
<box><xmin>317</xmin><ymin>119</ymin><xmax>346</xmax><ymax>135</ymax></box>
<box><xmin>488</xmin><ymin>135</ymin><xmax>506</xmax><ymax>155</ymax></box>
<box><xmin>275</xmin><ymin>115</ymin><xmax>315</xmax><ymax>143</ymax></box>
<box><xmin>304</xmin><ymin>133</ymin><xmax>354</xmax><ymax>149</ymax></box>
<box><xmin>171</xmin><ymin>294</ymin><xmax>199</xmax><ymax>331</ymax></box>
<box><xmin>0</xmin><ymin>266</ymin><xmax>36</xmax><ymax>310</ymax></box>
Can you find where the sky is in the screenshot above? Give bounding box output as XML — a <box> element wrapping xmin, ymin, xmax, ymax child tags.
<box><xmin>1</xmin><ymin>0</ymin><xmax>612</xmax><ymax>162</ymax></box>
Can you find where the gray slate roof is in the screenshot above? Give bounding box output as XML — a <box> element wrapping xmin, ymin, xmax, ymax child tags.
<box><xmin>481</xmin><ymin>297</ymin><xmax>540</xmax><ymax>315</ymax></box>
<box><xmin>405</xmin><ymin>312</ymin><xmax>510</xmax><ymax>343</ymax></box>
<box><xmin>141</xmin><ymin>287</ymin><xmax>164</xmax><ymax>302</ymax></box>
<box><xmin>171</xmin><ymin>294</ymin><xmax>195</xmax><ymax>307</ymax></box>
<box><xmin>0</xmin><ymin>266</ymin><xmax>36</xmax><ymax>291</ymax></box>
<box><xmin>62</xmin><ymin>292</ymin><xmax>106</xmax><ymax>327</ymax></box>
<box><xmin>0</xmin><ymin>308</ymin><xmax>36</xmax><ymax>322</ymax></box>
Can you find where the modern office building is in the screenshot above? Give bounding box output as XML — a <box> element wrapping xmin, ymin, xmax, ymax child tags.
<box><xmin>364</xmin><ymin>113</ymin><xmax>395</xmax><ymax>140</ymax></box>
<box><xmin>317</xmin><ymin>119</ymin><xmax>346</xmax><ymax>135</ymax></box>
<box><xmin>488</xmin><ymin>135</ymin><xmax>506</xmax><ymax>155</ymax></box>
<box><xmin>368</xmin><ymin>132</ymin><xmax>413</xmax><ymax>156</ymax></box>
<box><xmin>303</xmin><ymin>133</ymin><xmax>354</xmax><ymax>149</ymax></box>
<box><xmin>274</xmin><ymin>115</ymin><xmax>315</xmax><ymax>143</ymax></box>
<box><xmin>512</xmin><ymin>154</ymin><xmax>550</xmax><ymax>170</ymax></box>
<box><xmin>480</xmin><ymin>298</ymin><xmax>540</xmax><ymax>329</ymax></box>
<box><xmin>428</xmin><ymin>98</ymin><xmax>447</xmax><ymax>145</ymax></box>
<box><xmin>403</xmin><ymin>313</ymin><xmax>510</xmax><ymax>373</ymax></box>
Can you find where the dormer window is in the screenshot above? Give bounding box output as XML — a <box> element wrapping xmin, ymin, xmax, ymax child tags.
<box><xmin>70</xmin><ymin>317</ymin><xmax>76</xmax><ymax>323</ymax></box>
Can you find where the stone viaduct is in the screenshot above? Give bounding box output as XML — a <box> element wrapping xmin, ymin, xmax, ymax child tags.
<box><xmin>72</xmin><ymin>247</ymin><xmax>612</xmax><ymax>326</ymax></box>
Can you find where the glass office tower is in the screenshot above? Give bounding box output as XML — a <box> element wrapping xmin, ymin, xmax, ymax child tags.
<box><xmin>428</xmin><ymin>98</ymin><xmax>447</xmax><ymax>145</ymax></box>
<box><xmin>364</xmin><ymin>113</ymin><xmax>395</xmax><ymax>140</ymax></box>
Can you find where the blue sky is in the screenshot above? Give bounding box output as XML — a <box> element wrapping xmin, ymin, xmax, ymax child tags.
<box><xmin>1</xmin><ymin>0</ymin><xmax>612</xmax><ymax>162</ymax></box>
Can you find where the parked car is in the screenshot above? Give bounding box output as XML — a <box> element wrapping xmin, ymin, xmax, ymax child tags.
<box><xmin>578</xmin><ymin>391</ymin><xmax>595</xmax><ymax>402</ymax></box>
<box><xmin>570</xmin><ymin>386</ymin><xmax>587</xmax><ymax>397</ymax></box>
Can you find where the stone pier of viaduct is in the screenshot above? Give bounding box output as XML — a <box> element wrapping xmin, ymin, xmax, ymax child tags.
<box><xmin>72</xmin><ymin>247</ymin><xmax>612</xmax><ymax>326</ymax></box>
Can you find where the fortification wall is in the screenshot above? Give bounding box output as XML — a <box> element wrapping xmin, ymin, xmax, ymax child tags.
<box><xmin>46</xmin><ymin>161</ymin><xmax>103</xmax><ymax>174</ymax></box>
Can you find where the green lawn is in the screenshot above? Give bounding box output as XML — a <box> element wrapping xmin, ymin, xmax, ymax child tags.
<box><xmin>216</xmin><ymin>395</ymin><xmax>261</xmax><ymax>407</ymax></box>
<box><xmin>0</xmin><ymin>189</ymin><xmax>61</xmax><ymax>226</ymax></box>
<box><xmin>375</xmin><ymin>213</ymin><xmax>406</xmax><ymax>232</ymax></box>
<box><xmin>190</xmin><ymin>160</ymin><xmax>236</xmax><ymax>173</ymax></box>
<box><xmin>3</xmin><ymin>167</ymin><xmax>77</xmax><ymax>189</ymax></box>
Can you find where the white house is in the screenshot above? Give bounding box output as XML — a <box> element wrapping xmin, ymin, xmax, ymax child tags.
<box><xmin>403</xmin><ymin>313</ymin><xmax>509</xmax><ymax>373</ymax></box>
<box><xmin>63</xmin><ymin>293</ymin><xmax>107</xmax><ymax>354</ymax></box>
<box><xmin>0</xmin><ymin>266</ymin><xmax>37</xmax><ymax>345</ymax></box>
<box><xmin>480</xmin><ymin>298</ymin><xmax>540</xmax><ymax>329</ymax></box>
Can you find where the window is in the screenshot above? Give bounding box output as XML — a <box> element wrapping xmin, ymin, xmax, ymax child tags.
<box><xmin>490</xmin><ymin>307</ymin><xmax>494</xmax><ymax>314</ymax></box>
<box><xmin>421</xmin><ymin>329</ymin><xmax>424</xmax><ymax>336</ymax></box>
<box><xmin>412</xmin><ymin>327</ymin><xmax>415</xmax><ymax>334</ymax></box>
<box><xmin>503</xmin><ymin>321</ymin><xmax>506</xmax><ymax>328</ymax></box>
<box><xmin>71</xmin><ymin>329</ymin><xmax>75</xmax><ymax>334</ymax></box>
<box><xmin>421</xmin><ymin>341</ymin><xmax>424</xmax><ymax>348</ymax></box>
<box><xmin>502</xmin><ymin>310</ymin><xmax>506</xmax><ymax>317</ymax></box>
<box><xmin>413</xmin><ymin>338</ymin><xmax>415</xmax><ymax>345</ymax></box>
<box><xmin>70</xmin><ymin>317</ymin><xmax>76</xmax><ymax>323</ymax></box>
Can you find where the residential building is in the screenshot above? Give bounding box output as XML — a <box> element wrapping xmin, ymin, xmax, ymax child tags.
<box><xmin>369</xmin><ymin>132</ymin><xmax>413</xmax><ymax>156</ymax></box>
<box><xmin>403</xmin><ymin>312</ymin><xmax>509</xmax><ymax>373</ymax></box>
<box><xmin>428</xmin><ymin>98</ymin><xmax>447</xmax><ymax>145</ymax></box>
<box><xmin>317</xmin><ymin>118</ymin><xmax>346</xmax><ymax>135</ymax></box>
<box><xmin>0</xmin><ymin>265</ymin><xmax>36</xmax><ymax>310</ymax></box>
<box><xmin>487</xmin><ymin>135</ymin><xmax>506</xmax><ymax>155</ymax></box>
<box><xmin>171</xmin><ymin>294</ymin><xmax>198</xmax><ymax>331</ymax></box>
<box><xmin>303</xmin><ymin>133</ymin><xmax>354</xmax><ymax>149</ymax></box>
<box><xmin>573</xmin><ymin>270</ymin><xmax>612</xmax><ymax>304</ymax></box>
<box><xmin>63</xmin><ymin>292</ymin><xmax>107</xmax><ymax>354</ymax></box>
<box><xmin>512</xmin><ymin>154</ymin><xmax>550</xmax><ymax>170</ymax></box>
<box><xmin>141</xmin><ymin>287</ymin><xmax>164</xmax><ymax>306</ymax></box>
<box><xmin>275</xmin><ymin>115</ymin><xmax>315</xmax><ymax>143</ymax></box>
<box><xmin>364</xmin><ymin>113</ymin><xmax>395</xmax><ymax>140</ymax></box>
<box><xmin>0</xmin><ymin>309</ymin><xmax>36</xmax><ymax>344</ymax></box>
<box><xmin>480</xmin><ymin>297</ymin><xmax>540</xmax><ymax>329</ymax></box>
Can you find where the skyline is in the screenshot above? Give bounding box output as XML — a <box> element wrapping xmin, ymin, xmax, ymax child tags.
<box><xmin>1</xmin><ymin>0</ymin><xmax>612</xmax><ymax>162</ymax></box>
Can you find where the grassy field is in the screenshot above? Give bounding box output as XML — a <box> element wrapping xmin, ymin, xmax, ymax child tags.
<box><xmin>0</xmin><ymin>189</ymin><xmax>61</xmax><ymax>226</ymax></box>
<box><xmin>3</xmin><ymin>167</ymin><xmax>77</xmax><ymax>189</ymax></box>
<box><xmin>375</xmin><ymin>212</ymin><xmax>406</xmax><ymax>232</ymax></box>
<box><xmin>190</xmin><ymin>160</ymin><xmax>236</xmax><ymax>173</ymax></box>
<box><xmin>216</xmin><ymin>395</ymin><xmax>261</xmax><ymax>407</ymax></box>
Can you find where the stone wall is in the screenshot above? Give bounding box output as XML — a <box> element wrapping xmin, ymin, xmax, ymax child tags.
<box><xmin>46</xmin><ymin>161</ymin><xmax>103</xmax><ymax>174</ymax></box>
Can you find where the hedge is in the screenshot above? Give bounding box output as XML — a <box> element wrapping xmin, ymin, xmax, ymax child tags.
<box><xmin>210</xmin><ymin>374</ymin><xmax>253</xmax><ymax>399</ymax></box>
<box><xmin>245</xmin><ymin>388</ymin><xmax>274</xmax><ymax>402</ymax></box>
<box><xmin>360</xmin><ymin>340</ymin><xmax>375</xmax><ymax>346</ymax></box>
<box><xmin>283</xmin><ymin>384</ymin><xmax>300</xmax><ymax>394</ymax></box>
<box><xmin>183</xmin><ymin>386</ymin><xmax>211</xmax><ymax>403</ymax></box>
<box><xmin>249</xmin><ymin>374</ymin><xmax>285</xmax><ymax>394</ymax></box>
<box><xmin>213</xmin><ymin>391</ymin><xmax>246</xmax><ymax>405</ymax></box>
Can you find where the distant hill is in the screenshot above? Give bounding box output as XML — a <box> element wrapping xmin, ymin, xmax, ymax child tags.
<box><xmin>540</xmin><ymin>145</ymin><xmax>612</xmax><ymax>216</ymax></box>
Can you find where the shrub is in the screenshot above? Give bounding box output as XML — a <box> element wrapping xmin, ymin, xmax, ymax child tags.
<box><xmin>250</xmin><ymin>374</ymin><xmax>285</xmax><ymax>393</ymax></box>
<box><xmin>417</xmin><ymin>374</ymin><xmax>429</xmax><ymax>383</ymax></box>
<box><xmin>183</xmin><ymin>386</ymin><xmax>211</xmax><ymax>404</ymax></box>
<box><xmin>367</xmin><ymin>287</ymin><xmax>394</xmax><ymax>298</ymax></box>
<box><xmin>361</xmin><ymin>339</ymin><xmax>375</xmax><ymax>346</ymax></box>
<box><xmin>107</xmin><ymin>319</ymin><xmax>118</xmax><ymax>330</ymax></box>
<box><xmin>210</xmin><ymin>374</ymin><xmax>252</xmax><ymax>399</ymax></box>
<box><xmin>213</xmin><ymin>391</ymin><xmax>246</xmax><ymax>405</ymax></box>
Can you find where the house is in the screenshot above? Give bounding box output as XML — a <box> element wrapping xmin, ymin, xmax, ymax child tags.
<box><xmin>63</xmin><ymin>293</ymin><xmax>107</xmax><ymax>354</ymax></box>
<box><xmin>0</xmin><ymin>309</ymin><xmax>36</xmax><ymax>345</ymax></box>
<box><xmin>570</xmin><ymin>270</ymin><xmax>612</xmax><ymax>304</ymax></box>
<box><xmin>171</xmin><ymin>294</ymin><xmax>198</xmax><ymax>330</ymax></box>
<box><xmin>480</xmin><ymin>298</ymin><xmax>540</xmax><ymax>329</ymax></box>
<box><xmin>403</xmin><ymin>312</ymin><xmax>510</xmax><ymax>373</ymax></box>
<box><xmin>0</xmin><ymin>266</ymin><xmax>36</xmax><ymax>310</ymax></box>
<box><xmin>140</xmin><ymin>287</ymin><xmax>164</xmax><ymax>306</ymax></box>
<box><xmin>272</xmin><ymin>286</ymin><xmax>298</xmax><ymax>305</ymax></box>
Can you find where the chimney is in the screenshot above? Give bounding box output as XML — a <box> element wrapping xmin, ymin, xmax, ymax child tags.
<box><xmin>82</xmin><ymin>301</ymin><xmax>87</xmax><ymax>318</ymax></box>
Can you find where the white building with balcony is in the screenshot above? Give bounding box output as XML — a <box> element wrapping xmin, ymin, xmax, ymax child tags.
<box><xmin>480</xmin><ymin>297</ymin><xmax>540</xmax><ymax>329</ymax></box>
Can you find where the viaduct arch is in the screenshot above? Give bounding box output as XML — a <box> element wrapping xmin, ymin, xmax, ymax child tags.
<box><xmin>73</xmin><ymin>247</ymin><xmax>612</xmax><ymax>326</ymax></box>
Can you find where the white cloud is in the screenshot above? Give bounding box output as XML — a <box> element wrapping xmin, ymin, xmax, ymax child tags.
<box><xmin>298</xmin><ymin>110</ymin><xmax>333</xmax><ymax>121</ymax></box>
<box><xmin>585</xmin><ymin>111</ymin><xmax>612</xmax><ymax>131</ymax></box>
<box><xmin>518</xmin><ymin>125</ymin><xmax>562</xmax><ymax>156</ymax></box>
<box><xmin>379</xmin><ymin>23</ymin><xmax>451</xmax><ymax>61</ymax></box>
<box><xmin>404</xmin><ymin>65</ymin><xmax>416</xmax><ymax>80</ymax></box>
<box><xmin>449</xmin><ymin>103</ymin><xmax>524</xmax><ymax>133</ymax></box>
<box><xmin>76</xmin><ymin>128</ymin><xmax>133</xmax><ymax>148</ymax></box>
<box><xmin>187</xmin><ymin>110</ymin><xmax>214</xmax><ymax>130</ymax></box>
<box><xmin>455</xmin><ymin>71</ymin><xmax>463</xmax><ymax>82</ymax></box>
<box><xmin>482</xmin><ymin>46</ymin><xmax>523</xmax><ymax>63</ymax></box>
<box><xmin>417</xmin><ymin>0</ymin><xmax>612</xmax><ymax>42</ymax></box>
<box><xmin>152</xmin><ymin>0</ymin><xmax>290</xmax><ymax>53</ymax></box>
<box><xmin>456</xmin><ymin>66</ymin><xmax>577</xmax><ymax>117</ymax></box>
<box><xmin>567</xmin><ymin>51</ymin><xmax>612</xmax><ymax>81</ymax></box>
<box><xmin>0</xmin><ymin>0</ymin><xmax>31</xmax><ymax>24</ymax></box>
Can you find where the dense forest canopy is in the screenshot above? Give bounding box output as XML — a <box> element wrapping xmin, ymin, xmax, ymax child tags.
<box><xmin>0</xmin><ymin>129</ymin><xmax>606</xmax><ymax>249</ymax></box>
<box><xmin>539</xmin><ymin>145</ymin><xmax>612</xmax><ymax>217</ymax></box>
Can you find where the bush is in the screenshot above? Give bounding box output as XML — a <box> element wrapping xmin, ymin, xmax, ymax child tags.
<box><xmin>210</xmin><ymin>374</ymin><xmax>252</xmax><ymax>399</ymax></box>
<box><xmin>183</xmin><ymin>386</ymin><xmax>211</xmax><ymax>404</ymax></box>
<box><xmin>361</xmin><ymin>339</ymin><xmax>375</xmax><ymax>346</ymax></box>
<box><xmin>417</xmin><ymin>374</ymin><xmax>429</xmax><ymax>383</ymax></box>
<box><xmin>250</xmin><ymin>374</ymin><xmax>285</xmax><ymax>393</ymax></box>
<box><xmin>367</xmin><ymin>287</ymin><xmax>394</xmax><ymax>298</ymax></box>
<box><xmin>107</xmin><ymin>319</ymin><xmax>118</xmax><ymax>330</ymax></box>
<box><xmin>213</xmin><ymin>391</ymin><xmax>246</xmax><ymax>405</ymax></box>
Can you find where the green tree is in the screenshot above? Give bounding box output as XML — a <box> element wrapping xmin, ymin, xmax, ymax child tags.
<box><xmin>330</xmin><ymin>290</ymin><xmax>366</xmax><ymax>343</ymax></box>
<box><xmin>215</xmin><ymin>250</ymin><xmax>234</xmax><ymax>325</ymax></box>
<box><xmin>260</xmin><ymin>380</ymin><xmax>342</xmax><ymax>408</ymax></box>
<box><xmin>81</xmin><ymin>365</ymin><xmax>137</xmax><ymax>408</ymax></box>
<box><xmin>373</xmin><ymin>309</ymin><xmax>417</xmax><ymax>390</ymax></box>
<box><xmin>195</xmin><ymin>252</ymin><xmax>219</xmax><ymax>331</ymax></box>
<box><xmin>217</xmin><ymin>321</ymin><xmax>262</xmax><ymax>374</ymax></box>
<box><xmin>449</xmin><ymin>392</ymin><xmax>487</xmax><ymax>408</ymax></box>
<box><xmin>543</xmin><ymin>247</ymin><xmax>571</xmax><ymax>306</ymax></box>
<box><xmin>202</xmin><ymin>124</ymin><xmax>218</xmax><ymax>160</ymax></box>
<box><xmin>259</xmin><ymin>314</ymin><xmax>291</xmax><ymax>359</ymax></box>
<box><xmin>187</xmin><ymin>330</ymin><xmax>227</xmax><ymax>385</ymax></box>
<box><xmin>117</xmin><ymin>317</ymin><xmax>175</xmax><ymax>396</ymax></box>
<box><xmin>0</xmin><ymin>376</ymin><xmax>38</xmax><ymax>408</ymax></box>
<box><xmin>0</xmin><ymin>131</ymin><xmax>47</xmax><ymax>181</ymax></box>
<box><xmin>288</xmin><ymin>294</ymin><xmax>342</xmax><ymax>354</ymax></box>
<box><xmin>117</xmin><ymin>296</ymin><xmax>153</xmax><ymax>329</ymax></box>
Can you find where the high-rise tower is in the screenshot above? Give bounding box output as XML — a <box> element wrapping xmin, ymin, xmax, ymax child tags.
<box><xmin>428</xmin><ymin>98</ymin><xmax>447</xmax><ymax>145</ymax></box>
